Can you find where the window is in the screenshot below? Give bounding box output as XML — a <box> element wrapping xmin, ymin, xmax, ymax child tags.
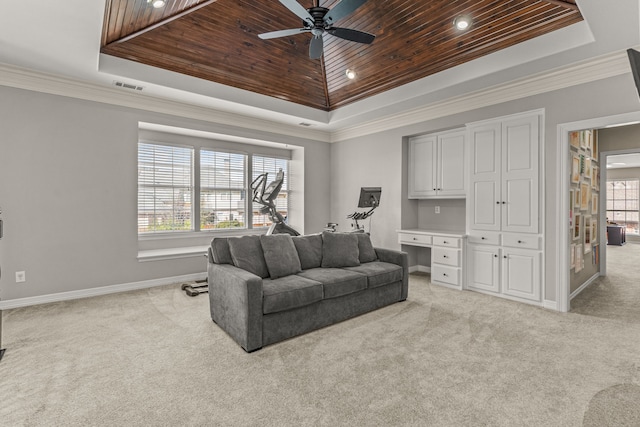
<box><xmin>138</xmin><ymin>141</ymin><xmax>290</xmax><ymax>235</ymax></box>
<box><xmin>138</xmin><ymin>143</ymin><xmax>193</xmax><ymax>233</ymax></box>
<box><xmin>252</xmin><ymin>156</ymin><xmax>289</xmax><ymax>229</ymax></box>
<box><xmin>200</xmin><ymin>150</ymin><xmax>246</xmax><ymax>230</ymax></box>
<box><xmin>606</xmin><ymin>179</ymin><xmax>639</xmax><ymax>234</ymax></box>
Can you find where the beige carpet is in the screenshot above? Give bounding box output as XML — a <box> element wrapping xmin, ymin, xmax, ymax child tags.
<box><xmin>2</xmin><ymin>256</ymin><xmax>640</xmax><ymax>426</ymax></box>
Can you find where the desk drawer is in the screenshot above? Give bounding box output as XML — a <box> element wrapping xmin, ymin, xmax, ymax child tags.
<box><xmin>399</xmin><ymin>233</ymin><xmax>432</xmax><ymax>246</ymax></box>
<box><xmin>433</xmin><ymin>236</ymin><xmax>461</xmax><ymax>248</ymax></box>
<box><xmin>432</xmin><ymin>265</ymin><xmax>460</xmax><ymax>286</ymax></box>
<box><xmin>432</xmin><ymin>247</ymin><xmax>460</xmax><ymax>267</ymax></box>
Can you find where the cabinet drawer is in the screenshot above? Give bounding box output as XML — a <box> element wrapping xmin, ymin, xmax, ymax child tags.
<box><xmin>502</xmin><ymin>233</ymin><xmax>541</xmax><ymax>250</ymax></box>
<box><xmin>398</xmin><ymin>233</ymin><xmax>432</xmax><ymax>246</ymax></box>
<box><xmin>432</xmin><ymin>265</ymin><xmax>460</xmax><ymax>286</ymax></box>
<box><xmin>432</xmin><ymin>236</ymin><xmax>461</xmax><ymax>248</ymax></box>
<box><xmin>432</xmin><ymin>247</ymin><xmax>460</xmax><ymax>267</ymax></box>
<box><xmin>468</xmin><ymin>232</ymin><xmax>500</xmax><ymax>245</ymax></box>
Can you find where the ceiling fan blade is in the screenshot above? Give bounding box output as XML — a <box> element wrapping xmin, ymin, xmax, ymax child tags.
<box><xmin>278</xmin><ymin>0</ymin><xmax>314</xmax><ymax>26</ymax></box>
<box><xmin>324</xmin><ymin>0</ymin><xmax>368</xmax><ymax>25</ymax></box>
<box><xmin>259</xmin><ymin>28</ymin><xmax>310</xmax><ymax>40</ymax></box>
<box><xmin>309</xmin><ymin>35</ymin><xmax>324</xmax><ymax>59</ymax></box>
<box><xmin>326</xmin><ymin>27</ymin><xmax>375</xmax><ymax>44</ymax></box>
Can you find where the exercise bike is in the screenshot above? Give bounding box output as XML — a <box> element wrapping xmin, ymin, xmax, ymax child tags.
<box><xmin>251</xmin><ymin>169</ymin><xmax>300</xmax><ymax>236</ymax></box>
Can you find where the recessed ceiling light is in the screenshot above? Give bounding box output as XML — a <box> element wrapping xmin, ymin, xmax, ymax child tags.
<box><xmin>453</xmin><ymin>16</ymin><xmax>472</xmax><ymax>31</ymax></box>
<box><xmin>345</xmin><ymin>69</ymin><xmax>356</xmax><ymax>80</ymax></box>
<box><xmin>147</xmin><ymin>0</ymin><xmax>166</xmax><ymax>8</ymax></box>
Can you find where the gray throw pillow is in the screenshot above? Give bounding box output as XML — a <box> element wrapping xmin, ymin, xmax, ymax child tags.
<box><xmin>260</xmin><ymin>234</ymin><xmax>302</xmax><ymax>279</ymax></box>
<box><xmin>292</xmin><ymin>234</ymin><xmax>323</xmax><ymax>270</ymax></box>
<box><xmin>210</xmin><ymin>238</ymin><xmax>233</xmax><ymax>264</ymax></box>
<box><xmin>228</xmin><ymin>235</ymin><xmax>270</xmax><ymax>278</ymax></box>
<box><xmin>321</xmin><ymin>231</ymin><xmax>360</xmax><ymax>268</ymax></box>
<box><xmin>356</xmin><ymin>233</ymin><xmax>378</xmax><ymax>263</ymax></box>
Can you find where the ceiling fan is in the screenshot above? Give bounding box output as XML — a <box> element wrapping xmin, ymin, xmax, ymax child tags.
<box><xmin>258</xmin><ymin>0</ymin><xmax>375</xmax><ymax>59</ymax></box>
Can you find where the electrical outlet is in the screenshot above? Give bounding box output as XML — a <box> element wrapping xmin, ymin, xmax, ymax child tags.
<box><xmin>435</xmin><ymin>206</ymin><xmax>440</xmax><ymax>214</ymax></box>
<box><xmin>15</xmin><ymin>271</ymin><xmax>26</xmax><ymax>283</ymax></box>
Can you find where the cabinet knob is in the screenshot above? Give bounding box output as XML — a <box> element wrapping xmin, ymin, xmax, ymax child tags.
<box><xmin>481</xmin><ymin>237</ymin><xmax>486</xmax><ymax>240</ymax></box>
<box><xmin>494</xmin><ymin>254</ymin><xmax>498</xmax><ymax>258</ymax></box>
<box><xmin>502</xmin><ymin>201</ymin><xmax>506</xmax><ymax>204</ymax></box>
<box><xmin>496</xmin><ymin>201</ymin><xmax>500</xmax><ymax>205</ymax></box>
<box><xmin>443</xmin><ymin>255</ymin><xmax>448</xmax><ymax>258</ymax></box>
<box><xmin>413</xmin><ymin>237</ymin><xmax>417</xmax><ymax>240</ymax></box>
<box><xmin>518</xmin><ymin>240</ymin><xmax>523</xmax><ymax>244</ymax></box>
<box><xmin>504</xmin><ymin>255</ymin><xmax>507</xmax><ymax>259</ymax></box>
<box><xmin>433</xmin><ymin>188</ymin><xmax>436</xmax><ymax>191</ymax></box>
<box><xmin>443</xmin><ymin>273</ymin><xmax>448</xmax><ymax>277</ymax></box>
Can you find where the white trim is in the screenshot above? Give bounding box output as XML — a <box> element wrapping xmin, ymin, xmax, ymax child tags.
<box><xmin>408</xmin><ymin>265</ymin><xmax>431</xmax><ymax>274</ymax></box>
<box><xmin>331</xmin><ymin>51</ymin><xmax>630</xmax><ymax>142</ymax></box>
<box><xmin>570</xmin><ymin>273</ymin><xmax>600</xmax><ymax>300</ymax></box>
<box><xmin>137</xmin><ymin>246</ymin><xmax>209</xmax><ymax>262</ymax></box>
<box><xmin>0</xmin><ymin>49</ymin><xmax>631</xmax><ymax>144</ymax></box>
<box><xmin>0</xmin><ymin>273</ymin><xmax>207</xmax><ymax>310</ymax></box>
<box><xmin>556</xmin><ymin>111</ymin><xmax>640</xmax><ymax>313</ymax></box>
<box><xmin>543</xmin><ymin>300</ymin><xmax>558</xmax><ymax>311</ymax></box>
<box><xmin>0</xmin><ymin>63</ymin><xmax>331</xmax><ymax>144</ymax></box>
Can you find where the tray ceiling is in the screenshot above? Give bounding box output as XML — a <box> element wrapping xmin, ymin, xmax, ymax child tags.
<box><xmin>101</xmin><ymin>0</ymin><xmax>582</xmax><ymax>111</ymax></box>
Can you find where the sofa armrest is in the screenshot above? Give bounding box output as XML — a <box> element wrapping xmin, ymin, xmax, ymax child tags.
<box><xmin>374</xmin><ymin>247</ymin><xmax>409</xmax><ymax>301</ymax></box>
<box><xmin>208</xmin><ymin>263</ymin><xmax>264</xmax><ymax>352</ymax></box>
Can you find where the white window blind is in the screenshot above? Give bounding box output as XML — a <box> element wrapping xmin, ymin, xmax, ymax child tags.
<box><xmin>252</xmin><ymin>156</ymin><xmax>289</xmax><ymax>228</ymax></box>
<box><xmin>200</xmin><ymin>150</ymin><xmax>247</xmax><ymax>230</ymax></box>
<box><xmin>138</xmin><ymin>143</ymin><xmax>193</xmax><ymax>233</ymax></box>
<box><xmin>606</xmin><ymin>179</ymin><xmax>639</xmax><ymax>234</ymax></box>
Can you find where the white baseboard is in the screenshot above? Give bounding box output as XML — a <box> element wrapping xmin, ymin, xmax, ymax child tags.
<box><xmin>543</xmin><ymin>299</ymin><xmax>559</xmax><ymax>311</ymax></box>
<box><xmin>569</xmin><ymin>273</ymin><xmax>600</xmax><ymax>301</ymax></box>
<box><xmin>0</xmin><ymin>272</ymin><xmax>207</xmax><ymax>310</ymax></box>
<box><xmin>408</xmin><ymin>265</ymin><xmax>431</xmax><ymax>274</ymax></box>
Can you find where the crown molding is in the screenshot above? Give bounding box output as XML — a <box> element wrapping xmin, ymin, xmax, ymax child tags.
<box><xmin>0</xmin><ymin>50</ymin><xmax>631</xmax><ymax>145</ymax></box>
<box><xmin>330</xmin><ymin>50</ymin><xmax>631</xmax><ymax>142</ymax></box>
<box><xmin>0</xmin><ymin>63</ymin><xmax>332</xmax><ymax>144</ymax></box>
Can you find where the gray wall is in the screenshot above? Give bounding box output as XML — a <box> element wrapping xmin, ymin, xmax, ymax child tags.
<box><xmin>0</xmin><ymin>86</ymin><xmax>331</xmax><ymax>301</ymax></box>
<box><xmin>331</xmin><ymin>72</ymin><xmax>640</xmax><ymax>303</ymax></box>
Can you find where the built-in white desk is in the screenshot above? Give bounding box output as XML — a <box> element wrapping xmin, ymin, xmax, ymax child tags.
<box><xmin>397</xmin><ymin>228</ymin><xmax>466</xmax><ymax>290</ymax></box>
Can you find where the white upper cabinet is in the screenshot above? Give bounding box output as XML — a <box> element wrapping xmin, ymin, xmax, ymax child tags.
<box><xmin>408</xmin><ymin>128</ymin><xmax>466</xmax><ymax>199</ymax></box>
<box><xmin>468</xmin><ymin>113</ymin><xmax>539</xmax><ymax>233</ymax></box>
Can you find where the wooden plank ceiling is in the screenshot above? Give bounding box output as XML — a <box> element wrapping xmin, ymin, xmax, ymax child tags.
<box><xmin>101</xmin><ymin>0</ymin><xmax>582</xmax><ymax>111</ymax></box>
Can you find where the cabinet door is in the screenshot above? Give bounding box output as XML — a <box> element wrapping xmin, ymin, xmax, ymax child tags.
<box><xmin>467</xmin><ymin>244</ymin><xmax>500</xmax><ymax>293</ymax></box>
<box><xmin>501</xmin><ymin>115</ymin><xmax>539</xmax><ymax>233</ymax></box>
<box><xmin>469</xmin><ymin>123</ymin><xmax>501</xmax><ymax>231</ymax></box>
<box><xmin>437</xmin><ymin>130</ymin><xmax>466</xmax><ymax>197</ymax></box>
<box><xmin>408</xmin><ymin>135</ymin><xmax>437</xmax><ymax>198</ymax></box>
<box><xmin>501</xmin><ymin>248</ymin><xmax>541</xmax><ymax>301</ymax></box>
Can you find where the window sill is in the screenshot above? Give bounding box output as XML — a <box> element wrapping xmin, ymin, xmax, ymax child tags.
<box><xmin>137</xmin><ymin>246</ymin><xmax>209</xmax><ymax>262</ymax></box>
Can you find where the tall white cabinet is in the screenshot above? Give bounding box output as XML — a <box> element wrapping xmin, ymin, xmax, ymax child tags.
<box><xmin>466</xmin><ymin>111</ymin><xmax>543</xmax><ymax>304</ymax></box>
<box><xmin>408</xmin><ymin>128</ymin><xmax>466</xmax><ymax>198</ymax></box>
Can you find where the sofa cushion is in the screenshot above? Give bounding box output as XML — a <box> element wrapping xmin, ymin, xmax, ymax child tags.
<box><xmin>321</xmin><ymin>231</ymin><xmax>360</xmax><ymax>268</ymax></box>
<box><xmin>292</xmin><ymin>234</ymin><xmax>323</xmax><ymax>270</ymax></box>
<box><xmin>260</xmin><ymin>234</ymin><xmax>302</xmax><ymax>279</ymax></box>
<box><xmin>356</xmin><ymin>233</ymin><xmax>378</xmax><ymax>263</ymax></box>
<box><xmin>228</xmin><ymin>235</ymin><xmax>270</xmax><ymax>279</ymax></box>
<box><xmin>262</xmin><ymin>275</ymin><xmax>323</xmax><ymax>314</ymax></box>
<box><xmin>297</xmin><ymin>268</ymin><xmax>367</xmax><ymax>299</ymax></box>
<box><xmin>210</xmin><ymin>238</ymin><xmax>233</xmax><ymax>265</ymax></box>
<box><xmin>343</xmin><ymin>261</ymin><xmax>403</xmax><ymax>289</ymax></box>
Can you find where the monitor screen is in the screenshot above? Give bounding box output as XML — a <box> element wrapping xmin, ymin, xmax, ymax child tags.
<box><xmin>358</xmin><ymin>187</ymin><xmax>381</xmax><ymax>208</ymax></box>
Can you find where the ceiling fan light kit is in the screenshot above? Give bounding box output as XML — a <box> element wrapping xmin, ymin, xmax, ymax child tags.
<box><xmin>345</xmin><ymin>69</ymin><xmax>357</xmax><ymax>79</ymax></box>
<box><xmin>258</xmin><ymin>0</ymin><xmax>376</xmax><ymax>59</ymax></box>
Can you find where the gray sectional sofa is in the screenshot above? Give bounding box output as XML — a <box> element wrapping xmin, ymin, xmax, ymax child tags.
<box><xmin>207</xmin><ymin>231</ymin><xmax>408</xmax><ymax>352</ymax></box>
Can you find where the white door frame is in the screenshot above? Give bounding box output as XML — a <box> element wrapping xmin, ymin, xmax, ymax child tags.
<box><xmin>556</xmin><ymin>111</ymin><xmax>640</xmax><ymax>312</ymax></box>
